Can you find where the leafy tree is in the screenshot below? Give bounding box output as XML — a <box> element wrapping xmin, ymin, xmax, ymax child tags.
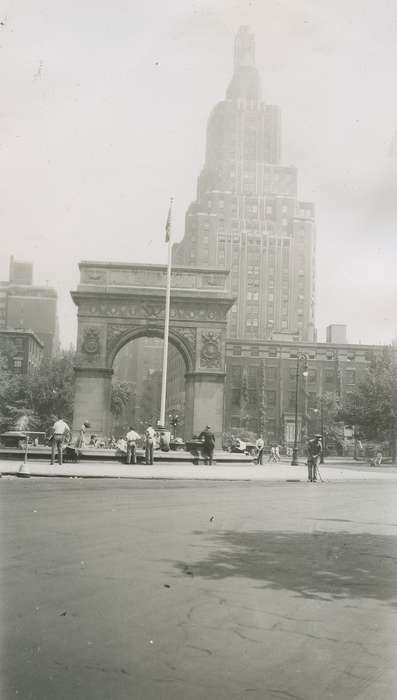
<box><xmin>0</xmin><ymin>349</ymin><xmax>75</xmax><ymax>434</ymax></box>
<box><xmin>110</xmin><ymin>382</ymin><xmax>131</xmax><ymax>419</ymax></box>
<box><xmin>338</xmin><ymin>346</ymin><xmax>397</xmax><ymax>460</ymax></box>
<box><xmin>27</xmin><ymin>350</ymin><xmax>75</xmax><ymax>431</ymax></box>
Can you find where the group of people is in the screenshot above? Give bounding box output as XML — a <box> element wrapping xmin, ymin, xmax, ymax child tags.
<box><xmin>254</xmin><ymin>433</ymin><xmax>324</xmax><ymax>483</ymax></box>
<box><xmin>124</xmin><ymin>425</ymin><xmax>155</xmax><ymax>465</ymax></box>
<box><xmin>47</xmin><ymin>417</ymin><xmax>158</xmax><ymax>466</ymax></box>
<box><xmin>254</xmin><ymin>438</ymin><xmax>281</xmax><ymax>465</ymax></box>
<box><xmin>48</xmin><ymin>416</ymin><xmax>323</xmax><ymax>481</ymax></box>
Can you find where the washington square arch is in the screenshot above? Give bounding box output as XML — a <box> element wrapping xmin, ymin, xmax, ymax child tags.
<box><xmin>71</xmin><ymin>261</ymin><xmax>235</xmax><ymax>443</ymax></box>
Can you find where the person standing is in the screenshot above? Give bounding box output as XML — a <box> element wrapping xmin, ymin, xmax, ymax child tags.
<box><xmin>269</xmin><ymin>446</ymin><xmax>277</xmax><ymax>463</ymax></box>
<box><xmin>77</xmin><ymin>421</ymin><xmax>90</xmax><ymax>448</ymax></box>
<box><xmin>198</xmin><ymin>425</ymin><xmax>216</xmax><ymax>465</ymax></box>
<box><xmin>145</xmin><ymin>425</ymin><xmax>155</xmax><ymax>465</ymax></box>
<box><xmin>255</xmin><ymin>436</ymin><xmax>265</xmax><ymax>465</ymax></box>
<box><xmin>125</xmin><ymin>426</ymin><xmax>140</xmax><ymax>464</ymax></box>
<box><xmin>50</xmin><ymin>416</ymin><xmax>70</xmax><ymax>465</ymax></box>
<box><xmin>374</xmin><ymin>450</ymin><xmax>383</xmax><ymax>466</ymax></box>
<box><xmin>307</xmin><ymin>434</ymin><xmax>322</xmax><ymax>482</ymax></box>
<box><xmin>275</xmin><ymin>445</ymin><xmax>281</xmax><ymax>463</ymax></box>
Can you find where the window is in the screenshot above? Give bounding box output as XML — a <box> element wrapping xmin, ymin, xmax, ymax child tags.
<box><xmin>231</xmin><ymin>365</ymin><xmax>242</xmax><ymax>385</ymax></box>
<box><xmin>345</xmin><ymin>370</ymin><xmax>356</xmax><ymax>385</ymax></box>
<box><xmin>266</xmin><ymin>391</ymin><xmax>276</xmax><ymax>406</ymax></box>
<box><xmin>324</xmin><ymin>369</ymin><xmax>334</xmax><ymax>384</ymax></box>
<box><xmin>231</xmin><ymin>388</ymin><xmax>241</xmax><ymax>407</ymax></box>
<box><xmin>308</xmin><ymin>392</ymin><xmax>317</xmax><ymax>409</ymax></box>
<box><xmin>288</xmin><ymin>392</ymin><xmax>296</xmax><ymax>410</ymax></box>
<box><xmin>308</xmin><ymin>369</ymin><xmax>317</xmax><ymax>383</ymax></box>
<box><xmin>288</xmin><ymin>367</ymin><xmax>296</xmax><ymax>381</ymax></box>
<box><xmin>265</xmin><ymin>366</ymin><xmax>277</xmax><ymax>381</ymax></box>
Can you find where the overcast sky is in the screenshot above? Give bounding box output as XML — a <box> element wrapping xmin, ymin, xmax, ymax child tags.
<box><xmin>1</xmin><ymin>0</ymin><xmax>397</xmax><ymax>348</ymax></box>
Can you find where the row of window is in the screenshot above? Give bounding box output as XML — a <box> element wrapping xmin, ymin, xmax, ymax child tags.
<box><xmin>229</xmin><ymin>364</ymin><xmax>356</xmax><ymax>386</ymax></box>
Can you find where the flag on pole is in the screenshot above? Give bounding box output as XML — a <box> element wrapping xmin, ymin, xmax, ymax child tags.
<box><xmin>165</xmin><ymin>200</ymin><xmax>172</xmax><ymax>242</ymax></box>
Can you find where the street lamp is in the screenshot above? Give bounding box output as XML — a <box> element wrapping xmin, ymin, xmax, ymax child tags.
<box><xmin>291</xmin><ymin>352</ymin><xmax>308</xmax><ymax>466</ymax></box>
<box><xmin>319</xmin><ymin>397</ymin><xmax>325</xmax><ymax>464</ymax></box>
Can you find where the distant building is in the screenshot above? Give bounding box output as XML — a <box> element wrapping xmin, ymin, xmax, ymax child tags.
<box><xmin>0</xmin><ymin>329</ymin><xmax>43</xmax><ymax>375</ymax></box>
<box><xmin>224</xmin><ymin>336</ymin><xmax>379</xmax><ymax>447</ymax></box>
<box><xmin>173</xmin><ymin>26</ymin><xmax>316</xmax><ymax>342</ymax></box>
<box><xmin>9</xmin><ymin>255</ymin><xmax>33</xmax><ymax>285</ymax></box>
<box><xmin>326</xmin><ymin>324</ymin><xmax>348</xmax><ymax>344</ymax></box>
<box><xmin>0</xmin><ymin>257</ymin><xmax>59</xmax><ymax>358</ymax></box>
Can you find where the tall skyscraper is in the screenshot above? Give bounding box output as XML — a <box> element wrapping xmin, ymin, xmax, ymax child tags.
<box><xmin>173</xmin><ymin>26</ymin><xmax>316</xmax><ymax>342</ymax></box>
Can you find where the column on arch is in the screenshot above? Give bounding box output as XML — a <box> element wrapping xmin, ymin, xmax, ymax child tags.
<box><xmin>184</xmin><ymin>371</ymin><xmax>226</xmax><ymax>447</ymax></box>
<box><xmin>72</xmin><ymin>367</ymin><xmax>113</xmax><ymax>440</ymax></box>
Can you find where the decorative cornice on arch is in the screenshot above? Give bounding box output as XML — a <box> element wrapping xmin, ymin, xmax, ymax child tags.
<box><xmin>107</xmin><ymin>323</ymin><xmax>194</xmax><ymax>373</ymax></box>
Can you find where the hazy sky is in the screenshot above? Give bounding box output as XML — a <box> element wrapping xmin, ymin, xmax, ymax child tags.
<box><xmin>2</xmin><ymin>0</ymin><xmax>397</xmax><ymax>348</ymax></box>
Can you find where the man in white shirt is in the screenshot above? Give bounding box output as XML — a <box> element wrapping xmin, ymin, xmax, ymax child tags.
<box><xmin>255</xmin><ymin>436</ymin><xmax>265</xmax><ymax>465</ymax></box>
<box><xmin>125</xmin><ymin>427</ymin><xmax>140</xmax><ymax>464</ymax></box>
<box><xmin>50</xmin><ymin>416</ymin><xmax>70</xmax><ymax>465</ymax></box>
<box><xmin>145</xmin><ymin>425</ymin><xmax>155</xmax><ymax>465</ymax></box>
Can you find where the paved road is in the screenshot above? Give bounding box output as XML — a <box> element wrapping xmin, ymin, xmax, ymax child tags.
<box><xmin>1</xmin><ymin>478</ymin><xmax>397</xmax><ymax>699</ymax></box>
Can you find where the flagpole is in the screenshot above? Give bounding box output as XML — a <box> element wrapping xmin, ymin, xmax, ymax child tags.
<box><xmin>159</xmin><ymin>198</ymin><xmax>173</xmax><ymax>427</ymax></box>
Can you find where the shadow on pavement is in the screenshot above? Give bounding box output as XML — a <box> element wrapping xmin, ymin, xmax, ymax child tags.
<box><xmin>176</xmin><ymin>530</ymin><xmax>397</xmax><ymax>603</ymax></box>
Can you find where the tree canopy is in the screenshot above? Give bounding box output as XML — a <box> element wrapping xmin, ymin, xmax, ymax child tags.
<box><xmin>339</xmin><ymin>346</ymin><xmax>397</xmax><ymax>458</ymax></box>
<box><xmin>0</xmin><ymin>350</ymin><xmax>75</xmax><ymax>434</ymax></box>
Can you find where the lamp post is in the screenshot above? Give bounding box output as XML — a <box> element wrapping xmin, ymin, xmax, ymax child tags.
<box><xmin>291</xmin><ymin>352</ymin><xmax>308</xmax><ymax>466</ymax></box>
<box><xmin>320</xmin><ymin>397</ymin><xmax>325</xmax><ymax>464</ymax></box>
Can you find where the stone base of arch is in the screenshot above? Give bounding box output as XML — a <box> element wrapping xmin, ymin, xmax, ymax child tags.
<box><xmin>184</xmin><ymin>372</ymin><xmax>225</xmax><ymax>447</ymax></box>
<box><xmin>73</xmin><ymin>367</ymin><xmax>113</xmax><ymax>439</ymax></box>
<box><xmin>72</xmin><ymin>367</ymin><xmax>226</xmax><ymax>448</ymax></box>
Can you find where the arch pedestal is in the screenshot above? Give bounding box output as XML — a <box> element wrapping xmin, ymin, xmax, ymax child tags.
<box><xmin>184</xmin><ymin>372</ymin><xmax>226</xmax><ymax>444</ymax></box>
<box><xmin>71</xmin><ymin>262</ymin><xmax>234</xmax><ymax>446</ymax></box>
<box><xmin>73</xmin><ymin>368</ymin><xmax>113</xmax><ymax>438</ymax></box>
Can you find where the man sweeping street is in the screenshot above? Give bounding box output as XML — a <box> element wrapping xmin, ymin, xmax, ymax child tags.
<box><xmin>307</xmin><ymin>434</ymin><xmax>322</xmax><ymax>482</ymax></box>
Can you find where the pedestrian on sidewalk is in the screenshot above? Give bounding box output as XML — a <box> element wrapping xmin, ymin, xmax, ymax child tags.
<box><xmin>49</xmin><ymin>416</ymin><xmax>70</xmax><ymax>465</ymax></box>
<box><xmin>255</xmin><ymin>436</ymin><xmax>265</xmax><ymax>465</ymax></box>
<box><xmin>374</xmin><ymin>450</ymin><xmax>383</xmax><ymax>466</ymax></box>
<box><xmin>145</xmin><ymin>425</ymin><xmax>155</xmax><ymax>465</ymax></box>
<box><xmin>269</xmin><ymin>446</ymin><xmax>277</xmax><ymax>463</ymax></box>
<box><xmin>307</xmin><ymin>434</ymin><xmax>322</xmax><ymax>482</ymax></box>
<box><xmin>77</xmin><ymin>421</ymin><xmax>90</xmax><ymax>448</ymax></box>
<box><xmin>126</xmin><ymin>426</ymin><xmax>140</xmax><ymax>465</ymax></box>
<box><xmin>275</xmin><ymin>445</ymin><xmax>281</xmax><ymax>462</ymax></box>
<box><xmin>199</xmin><ymin>425</ymin><xmax>216</xmax><ymax>465</ymax></box>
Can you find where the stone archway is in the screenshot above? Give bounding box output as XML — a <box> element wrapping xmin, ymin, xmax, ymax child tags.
<box><xmin>71</xmin><ymin>261</ymin><xmax>235</xmax><ymax>445</ymax></box>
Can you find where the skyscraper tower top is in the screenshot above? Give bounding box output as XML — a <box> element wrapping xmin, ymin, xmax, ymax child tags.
<box><xmin>173</xmin><ymin>27</ymin><xmax>316</xmax><ymax>343</ymax></box>
<box><xmin>227</xmin><ymin>26</ymin><xmax>261</xmax><ymax>101</ymax></box>
<box><xmin>234</xmin><ymin>25</ymin><xmax>255</xmax><ymax>67</ymax></box>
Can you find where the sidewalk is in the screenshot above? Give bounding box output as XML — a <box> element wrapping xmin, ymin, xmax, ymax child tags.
<box><xmin>2</xmin><ymin>458</ymin><xmax>397</xmax><ymax>481</ymax></box>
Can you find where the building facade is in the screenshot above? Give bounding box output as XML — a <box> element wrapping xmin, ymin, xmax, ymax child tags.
<box><xmin>0</xmin><ymin>329</ymin><xmax>43</xmax><ymax>375</ymax></box>
<box><xmin>0</xmin><ymin>257</ymin><xmax>59</xmax><ymax>358</ymax></box>
<box><xmin>173</xmin><ymin>26</ymin><xmax>316</xmax><ymax>342</ymax></box>
<box><xmin>224</xmin><ymin>336</ymin><xmax>381</xmax><ymax>447</ymax></box>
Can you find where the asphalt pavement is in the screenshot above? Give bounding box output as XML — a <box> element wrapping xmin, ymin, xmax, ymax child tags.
<box><xmin>1</xmin><ymin>475</ymin><xmax>397</xmax><ymax>699</ymax></box>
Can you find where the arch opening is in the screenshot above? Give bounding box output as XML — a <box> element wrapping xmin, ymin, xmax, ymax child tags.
<box><xmin>110</xmin><ymin>331</ymin><xmax>188</xmax><ymax>441</ymax></box>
